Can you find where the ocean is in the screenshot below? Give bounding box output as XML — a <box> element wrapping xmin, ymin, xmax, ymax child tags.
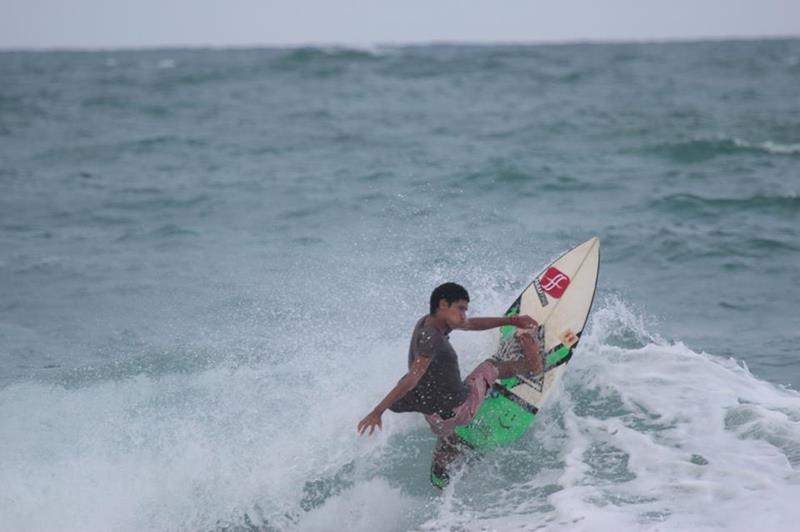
<box><xmin>1</xmin><ymin>39</ymin><xmax>799</xmax><ymax>531</ymax></box>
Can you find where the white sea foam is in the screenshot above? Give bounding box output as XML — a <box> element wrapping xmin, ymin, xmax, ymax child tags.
<box><xmin>544</xmin><ymin>339</ymin><xmax>800</xmax><ymax>531</ymax></box>
<box><xmin>732</xmin><ymin>137</ymin><xmax>800</xmax><ymax>155</ymax></box>
<box><xmin>0</xmin><ymin>360</ymin><xmax>386</xmax><ymax>531</ymax></box>
<box><xmin>299</xmin><ymin>479</ymin><xmax>416</xmax><ymax>532</ymax></box>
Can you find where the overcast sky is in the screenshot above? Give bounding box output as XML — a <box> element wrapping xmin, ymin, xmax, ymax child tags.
<box><xmin>3</xmin><ymin>0</ymin><xmax>800</xmax><ymax>50</ymax></box>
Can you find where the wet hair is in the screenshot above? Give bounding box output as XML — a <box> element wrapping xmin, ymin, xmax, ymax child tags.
<box><xmin>429</xmin><ymin>282</ymin><xmax>470</xmax><ymax>314</ymax></box>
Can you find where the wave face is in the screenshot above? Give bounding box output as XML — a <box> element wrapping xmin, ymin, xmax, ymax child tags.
<box><xmin>2</xmin><ymin>300</ymin><xmax>799</xmax><ymax>531</ymax></box>
<box><xmin>1</xmin><ymin>39</ymin><xmax>799</xmax><ymax>530</ymax></box>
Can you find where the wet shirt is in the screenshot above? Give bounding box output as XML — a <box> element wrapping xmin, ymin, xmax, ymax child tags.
<box><xmin>389</xmin><ymin>316</ymin><xmax>471</xmax><ymax>417</ymax></box>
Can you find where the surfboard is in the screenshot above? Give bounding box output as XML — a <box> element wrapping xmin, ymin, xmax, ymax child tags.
<box><xmin>431</xmin><ymin>237</ymin><xmax>600</xmax><ymax>487</ymax></box>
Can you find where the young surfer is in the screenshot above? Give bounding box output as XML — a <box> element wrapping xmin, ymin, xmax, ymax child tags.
<box><xmin>357</xmin><ymin>282</ymin><xmax>543</xmax><ymax>484</ymax></box>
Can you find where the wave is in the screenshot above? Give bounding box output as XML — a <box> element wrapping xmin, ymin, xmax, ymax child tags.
<box><xmin>269</xmin><ymin>46</ymin><xmax>384</xmax><ymax>78</ymax></box>
<box><xmin>605</xmin><ymin>223</ymin><xmax>800</xmax><ymax>266</ymax></box>
<box><xmin>2</xmin><ymin>298</ymin><xmax>798</xmax><ymax>531</ymax></box>
<box><xmin>733</xmin><ymin>138</ymin><xmax>800</xmax><ymax>155</ymax></box>
<box><xmin>460</xmin><ymin>162</ymin><xmax>623</xmax><ymax>195</ymax></box>
<box><xmin>643</xmin><ymin>136</ymin><xmax>800</xmax><ymax>162</ymax></box>
<box><xmin>420</xmin><ymin>300</ymin><xmax>800</xmax><ymax>531</ymax></box>
<box><xmin>652</xmin><ymin>192</ymin><xmax>800</xmax><ymax>217</ymax></box>
<box><xmin>156</xmin><ymin>58</ymin><xmax>176</xmax><ymax>70</ymax></box>
<box><xmin>34</xmin><ymin>135</ymin><xmax>208</xmax><ymax>163</ymax></box>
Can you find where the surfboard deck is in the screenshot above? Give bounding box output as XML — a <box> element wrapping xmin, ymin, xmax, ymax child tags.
<box><xmin>431</xmin><ymin>237</ymin><xmax>600</xmax><ymax>488</ymax></box>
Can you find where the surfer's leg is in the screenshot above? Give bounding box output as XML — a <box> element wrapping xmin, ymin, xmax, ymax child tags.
<box><xmin>433</xmin><ymin>433</ymin><xmax>462</xmax><ymax>466</ymax></box>
<box><xmin>425</xmin><ymin>360</ymin><xmax>499</xmax><ymax>436</ymax></box>
<box><xmin>428</xmin><ymin>362</ymin><xmax>497</xmax><ymax>488</ymax></box>
<box><xmin>430</xmin><ymin>433</ymin><xmax>464</xmax><ymax>488</ymax></box>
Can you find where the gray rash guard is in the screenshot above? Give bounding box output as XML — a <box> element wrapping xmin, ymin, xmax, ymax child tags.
<box><xmin>389</xmin><ymin>316</ymin><xmax>471</xmax><ymax>417</ymax></box>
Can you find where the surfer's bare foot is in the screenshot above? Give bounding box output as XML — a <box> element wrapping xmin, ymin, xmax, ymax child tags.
<box><xmin>517</xmin><ymin>329</ymin><xmax>543</xmax><ymax>375</ymax></box>
<box><xmin>494</xmin><ymin>331</ymin><xmax>542</xmax><ymax>378</ymax></box>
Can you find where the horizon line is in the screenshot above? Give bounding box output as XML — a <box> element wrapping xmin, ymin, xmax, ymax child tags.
<box><xmin>2</xmin><ymin>33</ymin><xmax>799</xmax><ymax>54</ymax></box>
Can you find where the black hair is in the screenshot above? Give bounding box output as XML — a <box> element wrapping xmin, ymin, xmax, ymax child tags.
<box><xmin>429</xmin><ymin>282</ymin><xmax>470</xmax><ymax>314</ymax></box>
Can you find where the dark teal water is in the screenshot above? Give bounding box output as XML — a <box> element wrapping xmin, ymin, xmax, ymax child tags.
<box><xmin>1</xmin><ymin>40</ymin><xmax>799</xmax><ymax>531</ymax></box>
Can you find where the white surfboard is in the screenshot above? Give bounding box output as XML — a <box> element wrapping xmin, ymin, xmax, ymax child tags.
<box><xmin>453</xmin><ymin>237</ymin><xmax>600</xmax><ymax>449</ymax></box>
<box><xmin>506</xmin><ymin>236</ymin><xmax>600</xmax><ymax>408</ymax></box>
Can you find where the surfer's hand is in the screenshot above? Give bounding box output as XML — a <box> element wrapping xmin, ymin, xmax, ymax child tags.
<box><xmin>357</xmin><ymin>409</ymin><xmax>383</xmax><ymax>436</ymax></box>
<box><xmin>514</xmin><ymin>315</ymin><xmax>539</xmax><ymax>329</ymax></box>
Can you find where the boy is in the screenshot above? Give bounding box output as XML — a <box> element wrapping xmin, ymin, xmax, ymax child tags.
<box><xmin>357</xmin><ymin>282</ymin><xmax>542</xmax><ymax>480</ymax></box>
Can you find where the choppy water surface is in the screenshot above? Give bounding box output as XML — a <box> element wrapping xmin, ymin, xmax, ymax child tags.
<box><xmin>1</xmin><ymin>40</ymin><xmax>799</xmax><ymax>531</ymax></box>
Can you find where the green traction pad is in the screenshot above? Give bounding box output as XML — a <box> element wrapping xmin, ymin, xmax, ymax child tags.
<box><xmin>454</xmin><ymin>393</ymin><xmax>536</xmax><ymax>449</ymax></box>
<box><xmin>454</xmin><ymin>344</ymin><xmax>572</xmax><ymax>450</ymax></box>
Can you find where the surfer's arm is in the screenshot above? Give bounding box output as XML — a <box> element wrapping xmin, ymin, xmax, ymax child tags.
<box><xmin>460</xmin><ymin>315</ymin><xmax>538</xmax><ymax>331</ymax></box>
<box><xmin>357</xmin><ymin>356</ymin><xmax>432</xmax><ymax>436</ymax></box>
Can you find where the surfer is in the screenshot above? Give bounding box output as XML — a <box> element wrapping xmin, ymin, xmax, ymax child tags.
<box><xmin>357</xmin><ymin>282</ymin><xmax>542</xmax><ymax>480</ymax></box>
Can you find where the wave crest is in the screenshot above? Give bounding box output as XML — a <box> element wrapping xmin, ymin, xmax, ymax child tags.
<box><xmin>644</xmin><ymin>136</ymin><xmax>800</xmax><ymax>162</ymax></box>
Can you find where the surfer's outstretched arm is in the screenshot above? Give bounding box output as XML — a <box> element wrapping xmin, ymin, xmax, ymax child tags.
<box><xmin>357</xmin><ymin>355</ymin><xmax>432</xmax><ymax>436</ymax></box>
<box><xmin>459</xmin><ymin>315</ymin><xmax>538</xmax><ymax>331</ymax></box>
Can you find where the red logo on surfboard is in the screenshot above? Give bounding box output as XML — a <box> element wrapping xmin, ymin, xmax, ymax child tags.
<box><xmin>540</xmin><ymin>267</ymin><xmax>570</xmax><ymax>298</ymax></box>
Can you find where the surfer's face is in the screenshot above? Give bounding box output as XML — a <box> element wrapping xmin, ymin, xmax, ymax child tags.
<box><xmin>440</xmin><ymin>299</ymin><xmax>469</xmax><ymax>328</ymax></box>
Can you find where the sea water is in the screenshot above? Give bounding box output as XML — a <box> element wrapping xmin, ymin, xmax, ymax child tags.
<box><xmin>1</xmin><ymin>40</ymin><xmax>799</xmax><ymax>531</ymax></box>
